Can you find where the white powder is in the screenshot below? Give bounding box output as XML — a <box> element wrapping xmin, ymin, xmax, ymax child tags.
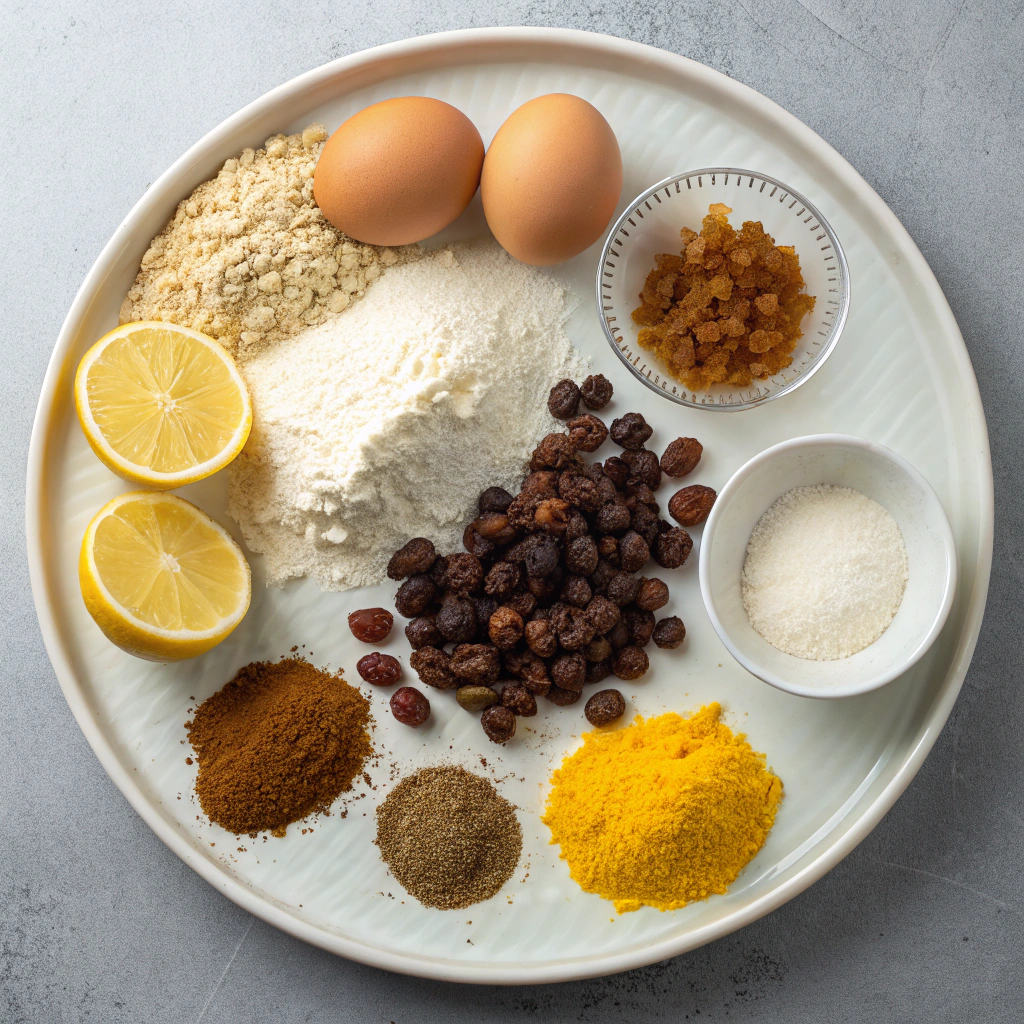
<box><xmin>741</xmin><ymin>484</ymin><xmax>909</xmax><ymax>660</ymax></box>
<box><xmin>228</xmin><ymin>238</ymin><xmax>585</xmax><ymax>590</ymax></box>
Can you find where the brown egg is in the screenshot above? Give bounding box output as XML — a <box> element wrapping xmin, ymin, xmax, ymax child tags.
<box><xmin>314</xmin><ymin>97</ymin><xmax>484</xmax><ymax>246</ymax></box>
<box><xmin>481</xmin><ymin>94</ymin><xmax>622</xmax><ymax>266</ymax></box>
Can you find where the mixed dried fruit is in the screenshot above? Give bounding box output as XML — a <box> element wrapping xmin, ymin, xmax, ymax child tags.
<box><xmin>379</xmin><ymin>378</ymin><xmax>714</xmax><ymax>743</ymax></box>
<box><xmin>632</xmin><ymin>203</ymin><xmax>816</xmax><ymax>390</ymax></box>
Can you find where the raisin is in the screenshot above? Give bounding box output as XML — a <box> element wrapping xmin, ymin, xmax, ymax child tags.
<box><xmin>625</xmin><ymin>482</ymin><xmax>659</xmax><ymax>510</ymax></box>
<box><xmin>526</xmin><ymin>575</ymin><xmax>558</xmax><ymax>602</ymax></box>
<box><xmin>436</xmin><ymin>593</ymin><xmax>477</xmax><ymax>643</ymax></box>
<box><xmin>547</xmin><ymin>378</ymin><xmax>582</xmax><ymax>419</ymax></box>
<box><xmin>521</xmin><ymin>470</ymin><xmax>559</xmax><ymax>499</ymax></box>
<box><xmin>489</xmin><ymin>606</ymin><xmax>524</xmax><ymax>649</ymax></box>
<box><xmin>622</xmin><ymin>449</ymin><xmax>662</xmax><ymax>490</ymax></box>
<box><xmin>660</xmin><ymin>437</ymin><xmax>703</xmax><ymax>478</ymax></box>
<box><xmin>630</xmin><ymin>504</ymin><xmax>661</xmax><ymax>546</ymax></box>
<box><xmin>668</xmin><ymin>485</ymin><xmax>717</xmax><ymax>527</ymax></box>
<box><xmin>585</xmin><ymin>689</ymin><xmax>626</xmax><ymax>726</ymax></box>
<box><xmin>556</xmin><ymin>605</ymin><xmax>596</xmax><ymax>650</ymax></box>
<box><xmin>589</xmin><ymin>559</ymin><xmax>618</xmax><ymax>595</ymax></box>
<box><xmin>505</xmin><ymin>589</ymin><xmax>537</xmax><ymax>618</ymax></box>
<box><xmin>348</xmin><ymin>607</ymin><xmax>393</xmax><ymax>643</ymax></box>
<box><xmin>560</xmin><ymin>575</ymin><xmax>593</xmax><ymax>608</ymax></box>
<box><xmin>501</xmin><ymin>684</ymin><xmax>538</xmax><ymax>717</ymax></box>
<box><xmin>585</xmin><ymin>659</ymin><xmax>612</xmax><ymax>686</ymax></box>
<box><xmin>551</xmin><ymin>652</ymin><xmax>586</xmax><ymax>690</ymax></box>
<box><xmin>485</xmin><ymin>560</ymin><xmax>521</xmax><ymax>597</ymax></box>
<box><xmin>610</xmin><ymin>412</ymin><xmax>652</xmax><ymax>451</ymax></box>
<box><xmin>450</xmin><ymin>644</ymin><xmax>501</xmax><ymax>686</ymax></box>
<box><xmin>606</xmin><ymin>617</ymin><xmax>631</xmax><ymax>650</ymax></box>
<box><xmin>386</xmin><ymin>538</ymin><xmax>436</xmax><ymax>580</ymax></box>
<box><xmin>580</xmin><ymin>373</ymin><xmax>613</xmax><ymax>410</ymax></box>
<box><xmin>530</xmin><ymin>432</ymin><xmax>577</xmax><ymax>470</ymax></box>
<box><xmin>636</xmin><ymin>577</ymin><xmax>670</xmax><ymax>612</ymax></box>
<box><xmin>567</xmin><ymin>414</ymin><xmax>608</xmax><ymax>453</ymax></box>
<box><xmin>602</xmin><ymin>456</ymin><xmax>630</xmax><ymax>487</ymax></box>
<box><xmin>405</xmin><ymin>615</ymin><xmax>442</xmax><ymax>649</ymax></box>
<box><xmin>456</xmin><ymin>686</ymin><xmax>499</xmax><ymax>712</ymax></box>
<box><xmin>582</xmin><ymin>637</ymin><xmax>612</xmax><ymax>662</ymax></box>
<box><xmin>481</xmin><ymin>705</ymin><xmax>516</xmax><ymax>743</ymax></box>
<box><xmin>623</xmin><ymin>606</ymin><xmax>656</xmax><ymax>647</ymax></box>
<box><xmin>558</xmin><ymin>471</ymin><xmax>602</xmax><ymax>512</ymax></box>
<box><xmin>445</xmin><ymin>553</ymin><xmax>484</xmax><ymax>594</ymax></box>
<box><xmin>523</xmin><ymin>534</ymin><xmax>560</xmax><ymax>578</ymax></box>
<box><xmin>595</xmin><ymin>503</ymin><xmax>631</xmax><ymax>535</ymax></box>
<box><xmin>535</xmin><ymin>497</ymin><xmax>572</xmax><ymax>535</ymax></box>
<box><xmin>524</xmin><ymin>618</ymin><xmax>558</xmax><ymax>658</ymax></box>
<box><xmin>585</xmin><ymin>595</ymin><xmax>621</xmax><ymax>635</ymax></box>
<box><xmin>655</xmin><ymin>527</ymin><xmax>693</xmax><ymax>569</ymax></box>
<box><xmin>504</xmin><ymin>649</ymin><xmax>550</xmax><ymax>694</ymax></box>
<box><xmin>390</xmin><ymin>686</ymin><xmax>430</xmax><ymax>726</ymax></box>
<box><xmin>409</xmin><ymin>647</ymin><xmax>457</xmax><ymax>690</ymax></box>
<box><xmin>473</xmin><ymin>513</ymin><xmax>517</xmax><ymax>544</ymax></box>
<box><xmin>506</xmin><ymin>492</ymin><xmax>541</xmax><ymax>530</ymax></box>
<box><xmin>462</xmin><ymin>521</ymin><xmax>494</xmax><ymax>559</ymax></box>
<box><xmin>606</xmin><ymin>572</ymin><xmax>641</xmax><ymax>607</ymax></box>
<box><xmin>612</xmin><ymin>646</ymin><xmax>650</xmax><ymax>680</ymax></box>
<box><xmin>471</xmin><ymin>596</ymin><xmax>499</xmax><ymax>639</ymax></box>
<box><xmin>356</xmin><ymin>652</ymin><xmax>402</xmax><ymax>686</ymax></box>
<box><xmin>653</xmin><ymin>616</ymin><xmax>687</xmax><ymax>649</ymax></box>
<box><xmin>546</xmin><ymin>685</ymin><xmax>582</xmax><ymax>706</ymax></box>
<box><xmin>565</xmin><ymin>513</ymin><xmax>590</xmax><ymax>542</ymax></box>
<box><xmin>597</xmin><ymin>535</ymin><xmax>620</xmax><ymax>566</ymax></box>
<box><xmin>618</xmin><ymin>531</ymin><xmax>650</xmax><ymax>573</ymax></box>
<box><xmin>394</xmin><ymin>575</ymin><xmax>437</xmax><ymax>618</ymax></box>
<box><xmin>479</xmin><ymin>486</ymin><xmax>514</xmax><ymax>514</ymax></box>
<box><xmin>428</xmin><ymin>554</ymin><xmax>449</xmax><ymax>588</ymax></box>
<box><xmin>565</xmin><ymin>535</ymin><xmax>599</xmax><ymax>576</ymax></box>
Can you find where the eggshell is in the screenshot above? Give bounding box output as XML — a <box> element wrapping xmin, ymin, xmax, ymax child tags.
<box><xmin>314</xmin><ymin>97</ymin><xmax>484</xmax><ymax>246</ymax></box>
<box><xmin>481</xmin><ymin>94</ymin><xmax>623</xmax><ymax>266</ymax></box>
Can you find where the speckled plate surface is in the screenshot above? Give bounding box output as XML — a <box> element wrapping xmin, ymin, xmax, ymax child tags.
<box><xmin>26</xmin><ymin>28</ymin><xmax>992</xmax><ymax>984</ymax></box>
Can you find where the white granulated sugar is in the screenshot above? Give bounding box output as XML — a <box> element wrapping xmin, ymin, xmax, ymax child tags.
<box><xmin>741</xmin><ymin>484</ymin><xmax>909</xmax><ymax>660</ymax></box>
<box><xmin>228</xmin><ymin>238</ymin><xmax>585</xmax><ymax>590</ymax></box>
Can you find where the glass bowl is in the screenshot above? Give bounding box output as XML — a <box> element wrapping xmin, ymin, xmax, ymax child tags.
<box><xmin>596</xmin><ymin>168</ymin><xmax>850</xmax><ymax>411</ymax></box>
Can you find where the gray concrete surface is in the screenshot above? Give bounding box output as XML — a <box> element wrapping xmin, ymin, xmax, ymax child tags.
<box><xmin>2</xmin><ymin>1</ymin><xmax>1022</xmax><ymax>1020</ymax></box>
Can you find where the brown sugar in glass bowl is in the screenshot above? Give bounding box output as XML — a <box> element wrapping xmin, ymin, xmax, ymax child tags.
<box><xmin>596</xmin><ymin>168</ymin><xmax>849</xmax><ymax>412</ymax></box>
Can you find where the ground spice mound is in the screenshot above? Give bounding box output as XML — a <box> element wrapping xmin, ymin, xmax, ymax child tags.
<box><xmin>542</xmin><ymin>703</ymin><xmax>782</xmax><ymax>913</ymax></box>
<box><xmin>375</xmin><ymin>765</ymin><xmax>522</xmax><ymax>910</ymax></box>
<box><xmin>119</xmin><ymin>125</ymin><xmax>418</xmax><ymax>360</ymax></box>
<box><xmin>186</xmin><ymin>658</ymin><xmax>372</xmax><ymax>836</ymax></box>
<box><xmin>632</xmin><ymin>203</ymin><xmax>816</xmax><ymax>390</ymax></box>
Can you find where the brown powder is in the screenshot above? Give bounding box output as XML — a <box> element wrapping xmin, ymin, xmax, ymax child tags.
<box><xmin>186</xmin><ymin>658</ymin><xmax>372</xmax><ymax>836</ymax></box>
<box><xmin>375</xmin><ymin>765</ymin><xmax>522</xmax><ymax>910</ymax></box>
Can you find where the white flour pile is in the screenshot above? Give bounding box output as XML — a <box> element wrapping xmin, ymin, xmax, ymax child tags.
<box><xmin>228</xmin><ymin>238</ymin><xmax>585</xmax><ymax>590</ymax></box>
<box><xmin>741</xmin><ymin>484</ymin><xmax>909</xmax><ymax>660</ymax></box>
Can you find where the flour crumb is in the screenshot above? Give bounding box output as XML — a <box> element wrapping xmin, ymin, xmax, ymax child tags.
<box><xmin>228</xmin><ymin>238</ymin><xmax>586</xmax><ymax>590</ymax></box>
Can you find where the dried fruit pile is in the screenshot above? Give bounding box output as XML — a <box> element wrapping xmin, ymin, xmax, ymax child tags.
<box><xmin>373</xmin><ymin>375</ymin><xmax>716</xmax><ymax>744</ymax></box>
<box><xmin>632</xmin><ymin>203</ymin><xmax>816</xmax><ymax>391</ymax></box>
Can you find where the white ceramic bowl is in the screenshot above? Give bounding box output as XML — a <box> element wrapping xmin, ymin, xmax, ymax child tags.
<box><xmin>699</xmin><ymin>435</ymin><xmax>957</xmax><ymax>698</ymax></box>
<box><xmin>597</xmin><ymin>168</ymin><xmax>850</xmax><ymax>411</ymax></box>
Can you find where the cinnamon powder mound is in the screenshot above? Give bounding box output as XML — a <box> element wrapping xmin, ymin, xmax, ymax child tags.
<box><xmin>186</xmin><ymin>658</ymin><xmax>372</xmax><ymax>836</ymax></box>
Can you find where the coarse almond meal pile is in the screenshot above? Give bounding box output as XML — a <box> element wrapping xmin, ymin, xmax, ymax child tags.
<box><xmin>119</xmin><ymin>124</ymin><xmax>419</xmax><ymax>360</ymax></box>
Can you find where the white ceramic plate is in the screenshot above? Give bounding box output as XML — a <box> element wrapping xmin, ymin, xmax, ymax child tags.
<box><xmin>26</xmin><ymin>29</ymin><xmax>993</xmax><ymax>984</ymax></box>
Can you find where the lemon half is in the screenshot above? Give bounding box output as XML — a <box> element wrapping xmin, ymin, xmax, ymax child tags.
<box><xmin>75</xmin><ymin>322</ymin><xmax>251</xmax><ymax>489</ymax></box>
<box><xmin>80</xmin><ymin>491</ymin><xmax>251</xmax><ymax>662</ymax></box>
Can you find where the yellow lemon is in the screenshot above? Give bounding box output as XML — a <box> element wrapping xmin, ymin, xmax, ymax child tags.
<box><xmin>80</xmin><ymin>491</ymin><xmax>251</xmax><ymax>661</ymax></box>
<box><xmin>74</xmin><ymin>321</ymin><xmax>251</xmax><ymax>488</ymax></box>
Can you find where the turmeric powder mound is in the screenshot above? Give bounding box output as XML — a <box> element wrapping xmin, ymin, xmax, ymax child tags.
<box><xmin>631</xmin><ymin>204</ymin><xmax>815</xmax><ymax>391</ymax></box>
<box><xmin>541</xmin><ymin>704</ymin><xmax>782</xmax><ymax>913</ymax></box>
